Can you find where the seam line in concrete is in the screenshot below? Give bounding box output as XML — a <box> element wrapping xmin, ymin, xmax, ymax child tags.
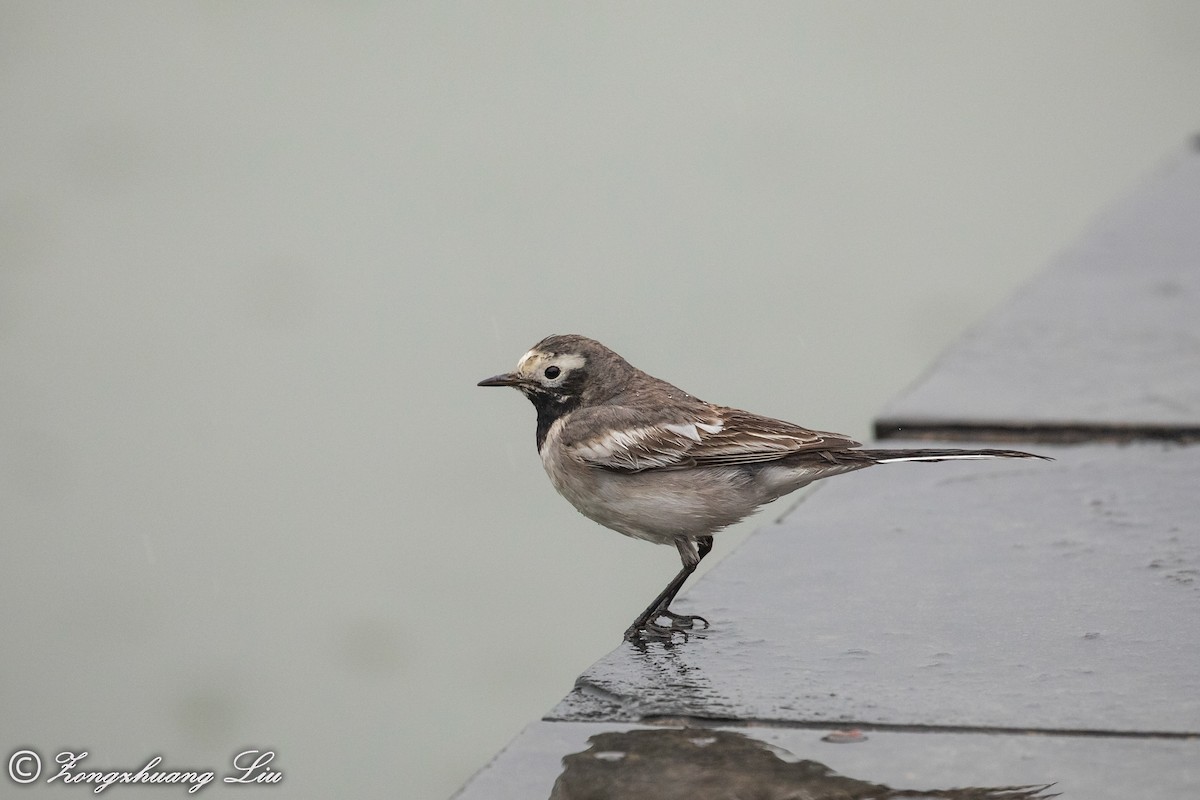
<box><xmin>873</xmin><ymin>420</ymin><xmax>1200</xmax><ymax>445</ymax></box>
<box><xmin>543</xmin><ymin>714</ymin><xmax>1198</xmax><ymax>741</ymax></box>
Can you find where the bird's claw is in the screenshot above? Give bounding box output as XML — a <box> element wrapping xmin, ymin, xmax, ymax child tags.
<box><xmin>656</xmin><ymin>609</ymin><xmax>709</xmax><ymax>630</ymax></box>
<box><xmin>624</xmin><ymin>610</ymin><xmax>710</xmax><ymax>642</ymax></box>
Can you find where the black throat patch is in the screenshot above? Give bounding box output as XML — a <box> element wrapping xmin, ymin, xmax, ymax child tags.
<box><xmin>530</xmin><ymin>391</ymin><xmax>581</xmax><ymax>451</ymax></box>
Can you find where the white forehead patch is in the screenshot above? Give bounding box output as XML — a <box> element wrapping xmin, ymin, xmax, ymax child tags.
<box><xmin>516</xmin><ymin>349</ymin><xmax>540</xmax><ymax>372</ymax></box>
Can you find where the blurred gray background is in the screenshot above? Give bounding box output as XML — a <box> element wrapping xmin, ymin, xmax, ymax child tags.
<box><xmin>2</xmin><ymin>3</ymin><xmax>1198</xmax><ymax>798</ymax></box>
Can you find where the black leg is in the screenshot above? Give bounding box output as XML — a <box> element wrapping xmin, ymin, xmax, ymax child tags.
<box><xmin>624</xmin><ymin>536</ymin><xmax>713</xmax><ymax>641</ymax></box>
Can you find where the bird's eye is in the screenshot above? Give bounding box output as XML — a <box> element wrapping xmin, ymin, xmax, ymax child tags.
<box><xmin>544</xmin><ymin>366</ymin><xmax>561</xmax><ymax>379</ymax></box>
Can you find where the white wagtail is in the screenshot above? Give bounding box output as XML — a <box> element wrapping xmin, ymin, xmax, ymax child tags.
<box><xmin>479</xmin><ymin>335</ymin><xmax>1048</xmax><ymax>641</ymax></box>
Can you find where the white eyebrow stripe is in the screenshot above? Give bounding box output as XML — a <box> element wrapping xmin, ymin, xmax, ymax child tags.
<box><xmin>555</xmin><ymin>353</ymin><xmax>587</xmax><ymax>372</ymax></box>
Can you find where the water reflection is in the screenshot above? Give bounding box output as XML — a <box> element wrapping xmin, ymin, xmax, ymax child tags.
<box><xmin>618</xmin><ymin>635</ymin><xmax>731</xmax><ymax>717</ymax></box>
<box><xmin>550</xmin><ymin>728</ymin><xmax>1055</xmax><ymax>800</ymax></box>
<box><xmin>564</xmin><ymin>634</ymin><xmax>734</xmax><ymax>721</ymax></box>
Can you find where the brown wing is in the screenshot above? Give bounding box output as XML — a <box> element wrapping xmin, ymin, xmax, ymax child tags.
<box><xmin>562</xmin><ymin>405</ymin><xmax>859</xmax><ymax>473</ymax></box>
<box><xmin>686</xmin><ymin>407</ymin><xmax>859</xmax><ymax>467</ymax></box>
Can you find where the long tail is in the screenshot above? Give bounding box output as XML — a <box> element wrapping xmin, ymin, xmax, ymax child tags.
<box><xmin>857</xmin><ymin>448</ymin><xmax>1051</xmax><ymax>464</ymax></box>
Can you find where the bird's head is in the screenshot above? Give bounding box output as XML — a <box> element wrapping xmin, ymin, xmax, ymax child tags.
<box><xmin>477</xmin><ymin>334</ymin><xmax>633</xmax><ymax>409</ymax></box>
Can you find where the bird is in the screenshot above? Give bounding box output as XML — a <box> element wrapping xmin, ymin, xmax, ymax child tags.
<box><xmin>478</xmin><ymin>334</ymin><xmax>1048</xmax><ymax>641</ymax></box>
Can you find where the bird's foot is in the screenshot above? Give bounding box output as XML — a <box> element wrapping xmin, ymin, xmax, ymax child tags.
<box><xmin>655</xmin><ymin>609</ymin><xmax>709</xmax><ymax>630</ymax></box>
<box><xmin>623</xmin><ymin>610</ymin><xmax>709</xmax><ymax>642</ymax></box>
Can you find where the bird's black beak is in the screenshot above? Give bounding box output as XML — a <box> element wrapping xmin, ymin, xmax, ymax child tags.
<box><xmin>477</xmin><ymin>372</ymin><xmax>522</xmax><ymax>387</ymax></box>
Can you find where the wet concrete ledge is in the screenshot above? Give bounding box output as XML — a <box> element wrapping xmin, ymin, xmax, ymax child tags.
<box><xmin>453</xmin><ymin>140</ymin><xmax>1200</xmax><ymax>799</ymax></box>
<box><xmin>548</xmin><ymin>443</ymin><xmax>1200</xmax><ymax>736</ymax></box>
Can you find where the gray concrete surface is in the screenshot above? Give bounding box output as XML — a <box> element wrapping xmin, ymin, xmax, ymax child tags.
<box><xmin>548</xmin><ymin>444</ymin><xmax>1199</xmax><ymax>734</ymax></box>
<box><xmin>877</xmin><ymin>142</ymin><xmax>1200</xmax><ymax>443</ymax></box>
<box><xmin>456</xmin><ymin>441</ymin><xmax>1200</xmax><ymax>799</ymax></box>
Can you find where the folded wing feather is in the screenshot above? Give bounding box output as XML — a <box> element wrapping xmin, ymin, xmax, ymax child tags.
<box><xmin>565</xmin><ymin>406</ymin><xmax>860</xmax><ymax>472</ymax></box>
